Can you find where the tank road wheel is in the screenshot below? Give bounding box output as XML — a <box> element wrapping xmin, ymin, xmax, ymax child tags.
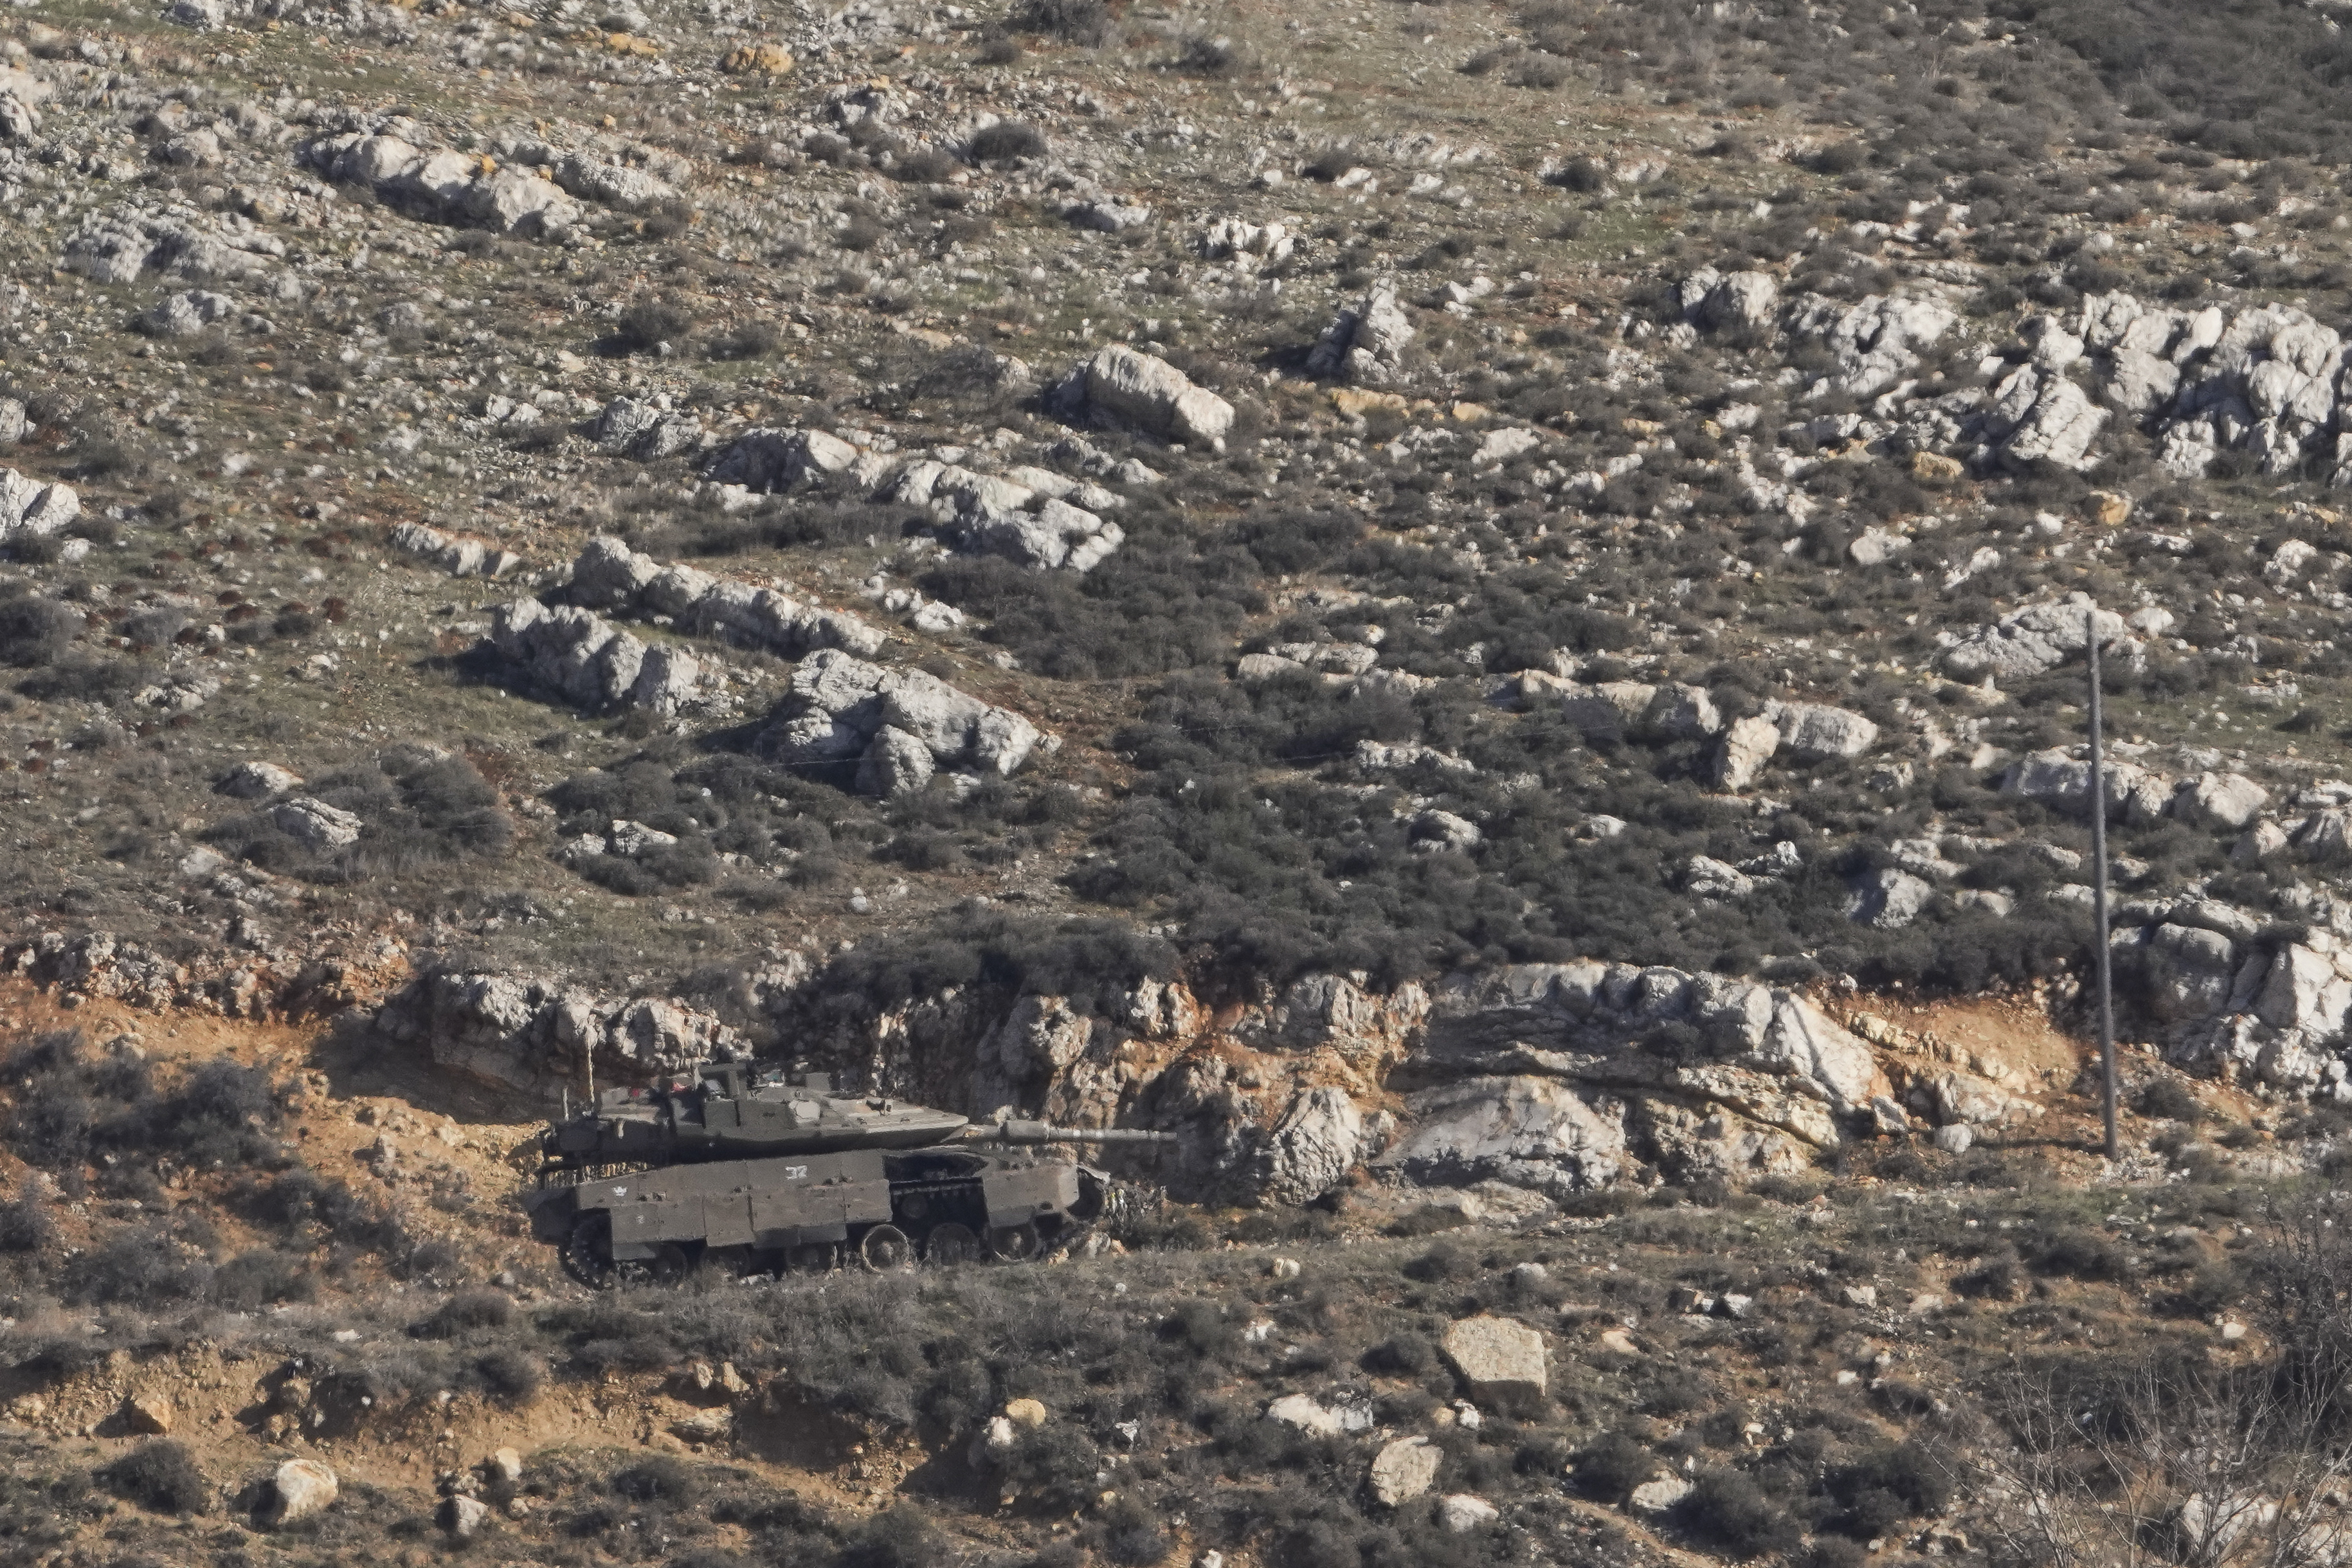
<box><xmin>563</xmin><ymin>1213</ymin><xmax>618</xmax><ymax>1290</ymax></box>
<box><xmin>790</xmin><ymin>1243</ymin><xmax>837</xmax><ymax>1274</ymax></box>
<box><xmin>988</xmin><ymin>1221</ymin><xmax>1042</xmax><ymax>1263</ymax></box>
<box><xmin>649</xmin><ymin>1243</ymin><xmax>692</xmax><ymax>1287</ymax></box>
<box><xmin>860</xmin><ymin>1224</ymin><xmax>913</xmax><ymax>1272</ymax></box>
<box><xmin>924</xmin><ymin>1223</ymin><xmax>981</xmax><ymax>1266</ymax></box>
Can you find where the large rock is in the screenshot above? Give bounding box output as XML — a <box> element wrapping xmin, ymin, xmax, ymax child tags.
<box><xmin>1848</xmin><ymin>867</ymin><xmax>1933</xmax><ymax>930</ymax></box>
<box><xmin>554</xmin><ymin>153</ymin><xmax>680</xmax><ymax>211</ymax></box>
<box><xmin>1559</xmin><ymin>681</ymin><xmax>1655</xmax><ymax>742</ymax></box>
<box><xmin>2174</xmin><ymin>772</ymin><xmax>2270</xmax><ymax>831</ymax></box>
<box><xmin>2002</xmin><ymin>748</ymin><xmax>2174</xmax><ymax>822</ymax></box>
<box><xmin>1439</xmin><ymin>1495</ymin><xmax>1500</xmax><ymax>1533</ymax></box>
<box><xmin>856</xmin><ymin>726</ymin><xmax>936</xmax><ymax>798</ymax></box>
<box><xmin>122</xmin><ymin>1392</ymin><xmax>173</xmax><ymax>1434</ymax></box>
<box><xmin>588</xmin><ymin>396</ymin><xmax>700</xmax><ymax>461</ymax></box>
<box><xmin>1256</xmin><ymin>1086</ymin><xmax>1370</xmax><ymax>1203</ymax></box>
<box><xmin>755</xmin><ymin>649</ymin><xmax>1040</xmax><ymax>791</ymax></box>
<box><xmin>262</xmin><ymin>1459</ymin><xmax>339</xmax><ymax>1527</ymax></box>
<box><xmin>1790</xmin><ymin>290</ymin><xmax>1958</xmax><ymax>397</ymax></box>
<box><xmin>1631</xmin><ymin>1475</ymin><xmax>1695</xmax><ymax>1515</ymax></box>
<box><xmin>705</xmin><ymin>427</ymin><xmax>861</xmax><ymax>491</ymax></box>
<box><xmin>1308</xmin><ymin>280</ymin><xmax>1416</xmax><ymax>384</ymax></box>
<box><xmin>1382</xmin><ymin>1076</ymin><xmax>1628</xmax><ymax>1193</ymax></box>
<box><xmin>0</xmin><ymin>469</ymin><xmax>78</xmax><ymax>541</ymax></box>
<box><xmin>1440</xmin><ymin>1316</ymin><xmax>1547</xmax><ymax>1403</ymax></box>
<box><xmin>218</xmin><ymin>761</ymin><xmax>302</xmax><ymax>800</ymax></box>
<box><xmin>441</xmin><ymin>1494</ymin><xmax>492</xmax><ymax>1540</ymax></box>
<box><xmin>1942</xmin><ymin>595</ymin><xmax>2129</xmax><ymax>682</ymax></box>
<box><xmin>1764</xmin><ymin>700</ymin><xmax>1877</xmax><ymax>759</ymax></box>
<box><xmin>488</xmin><ymin>598</ymin><xmax>724</xmax><ymax>716</ymax></box>
<box><xmin>1710</xmin><ymin>714</ymin><xmax>1780</xmax><ymax>789</ymax></box>
<box><xmin>139</xmin><ymin>289</ymin><xmax>235</xmax><ymax>338</ymax></box>
<box><xmin>1678</xmin><ymin>267</ymin><xmax>1778</xmax><ymax>333</ymax></box>
<box><xmin>1078</xmin><ymin>345</ymin><xmax>1235</xmax><ymax>446</ymax></box>
<box><xmin>963</xmin><ymin>497</ymin><xmax>1126</xmax><ymax>572</ymax></box>
<box><xmin>369</xmin><ymin>961</ymin><xmax>782</xmax><ymax>1097</ymax></box>
<box><xmin>1989</xmin><ymin>367</ymin><xmax>2109</xmax><ymax>471</ymax></box>
<box><xmin>564</xmin><ymin>539</ymin><xmax>882</xmax><ymax>657</ymax></box>
<box><xmin>271</xmin><ymin>797</ymin><xmax>363</xmax><ymax>851</ymax></box>
<box><xmin>1370</xmin><ymin>1436</ymin><xmax>1440</xmax><ymax>1506</ymax></box>
<box><xmin>1266</xmin><ymin>1394</ymin><xmax>1345</xmax><ymax>1437</ymax></box>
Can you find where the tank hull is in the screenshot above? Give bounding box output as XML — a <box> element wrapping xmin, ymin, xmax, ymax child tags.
<box><xmin>529</xmin><ymin>1143</ymin><xmax>1100</xmax><ymax>1283</ymax></box>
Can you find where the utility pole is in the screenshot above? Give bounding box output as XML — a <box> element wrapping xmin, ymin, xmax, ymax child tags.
<box><xmin>2086</xmin><ymin>605</ymin><xmax>2120</xmax><ymax>1160</ymax></box>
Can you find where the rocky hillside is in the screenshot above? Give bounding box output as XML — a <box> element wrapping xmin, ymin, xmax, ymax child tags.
<box><xmin>5</xmin><ymin>0</ymin><xmax>2352</xmax><ymax>1555</ymax></box>
<box><xmin>5</xmin><ymin>0</ymin><xmax>2352</xmax><ymax>1190</ymax></box>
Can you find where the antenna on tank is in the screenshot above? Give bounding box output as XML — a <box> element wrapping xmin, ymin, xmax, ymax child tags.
<box><xmin>2087</xmin><ymin>603</ymin><xmax>2119</xmax><ymax>1161</ymax></box>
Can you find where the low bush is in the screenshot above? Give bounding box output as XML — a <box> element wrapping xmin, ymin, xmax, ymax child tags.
<box><xmin>413</xmin><ymin>1289</ymin><xmax>517</xmax><ymax>1338</ymax></box>
<box><xmin>99</xmin><ymin>1441</ymin><xmax>207</xmax><ymax>1515</ymax></box>
<box><xmin>613</xmin><ymin>296</ymin><xmax>693</xmax><ymax>355</ymax></box>
<box><xmin>969</xmin><ymin>121</ymin><xmax>1047</xmax><ymax>163</ymax></box>
<box><xmin>1011</xmin><ymin>0</ymin><xmax>1111</xmax><ymax>44</ymax></box>
<box><xmin>1679</xmin><ymin>1468</ymin><xmax>1800</xmax><ymax>1557</ymax></box>
<box><xmin>1571</xmin><ymin>1431</ymin><xmax>1656</xmax><ymax>1502</ymax></box>
<box><xmin>0</xmin><ymin>595</ymin><xmax>81</xmax><ymax>666</ymax></box>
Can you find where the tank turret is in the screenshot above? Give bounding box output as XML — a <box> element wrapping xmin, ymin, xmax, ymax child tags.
<box><xmin>525</xmin><ymin>1060</ymin><xmax>1174</xmax><ymax>1286</ymax></box>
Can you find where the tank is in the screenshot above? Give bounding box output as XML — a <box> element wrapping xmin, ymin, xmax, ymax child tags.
<box><xmin>521</xmin><ymin>1061</ymin><xmax>1175</xmax><ymax>1285</ymax></box>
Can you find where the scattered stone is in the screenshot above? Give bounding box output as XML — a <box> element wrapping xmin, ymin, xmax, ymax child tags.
<box><xmin>1629</xmin><ymin>1475</ymin><xmax>1694</xmax><ymax>1516</ymax></box>
<box><xmin>1931</xmin><ymin>1122</ymin><xmax>1975</xmax><ymax>1155</ymax></box>
<box><xmin>263</xmin><ymin>1459</ymin><xmax>339</xmax><ymax>1527</ymax></box>
<box><xmin>1072</xmin><ymin>345</ymin><xmax>1235</xmax><ymax>447</ymax></box>
<box><xmin>1309</xmin><ymin>280</ymin><xmax>1416</xmax><ymax>384</ymax></box>
<box><xmin>489</xmin><ymin>597</ymin><xmax>726</xmax><ymax>717</ymax></box>
<box><xmin>566</xmin><ymin>537</ymin><xmax>885</xmax><ymax>658</ymax></box>
<box><xmin>388</xmin><ymin>521</ymin><xmax>520</xmax><ymax>579</ymax></box>
<box><xmin>2175</xmin><ymin>772</ymin><xmax>2271</xmax><ymax>831</ymax></box>
<box><xmin>0</xmin><ymin>469</ymin><xmax>78</xmax><ymax>541</ymax></box>
<box><xmin>754</xmin><ymin>647</ymin><xmax>1039</xmax><ymax>793</ymax></box>
<box><xmin>138</xmin><ymin>288</ymin><xmax>235</xmax><ymax>338</ymax></box>
<box><xmin>1441</xmin><ymin>1316</ymin><xmax>1547</xmax><ymax>1403</ymax></box>
<box><xmin>1266</xmin><ymin>1394</ymin><xmax>1345</xmax><ymax>1437</ymax></box>
<box><xmin>1848</xmin><ymin>867</ymin><xmax>1933</xmax><ymax>930</ymax></box>
<box><xmin>1942</xmin><ymin>595</ymin><xmax>2128</xmax><ymax>681</ymax></box>
<box><xmin>121</xmin><ymin>1392</ymin><xmax>173</xmax><ymax>1434</ymax></box>
<box><xmin>218</xmin><ymin>761</ymin><xmax>303</xmax><ymax>799</ymax></box>
<box><xmin>440</xmin><ymin>1493</ymin><xmax>492</xmax><ymax>1540</ymax></box>
<box><xmin>1370</xmin><ymin>1436</ymin><xmax>1440</xmax><ymax>1506</ymax></box>
<box><xmin>1712</xmin><ymin>714</ymin><xmax>1782</xmax><ymax>790</ymax></box>
<box><xmin>1004</xmin><ymin>1398</ymin><xmax>1049</xmax><ymax>1429</ymax></box>
<box><xmin>1438</xmin><ymin>1495</ymin><xmax>1500</xmax><ymax>1533</ymax></box>
<box><xmin>271</xmin><ymin>797</ymin><xmax>364</xmax><ymax>851</ymax></box>
<box><xmin>719</xmin><ymin>41</ymin><xmax>793</xmax><ymax>71</ymax></box>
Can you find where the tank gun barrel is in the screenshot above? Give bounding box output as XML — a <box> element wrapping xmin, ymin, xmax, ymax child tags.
<box><xmin>971</xmin><ymin>1119</ymin><xmax>1177</xmax><ymax>1147</ymax></box>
